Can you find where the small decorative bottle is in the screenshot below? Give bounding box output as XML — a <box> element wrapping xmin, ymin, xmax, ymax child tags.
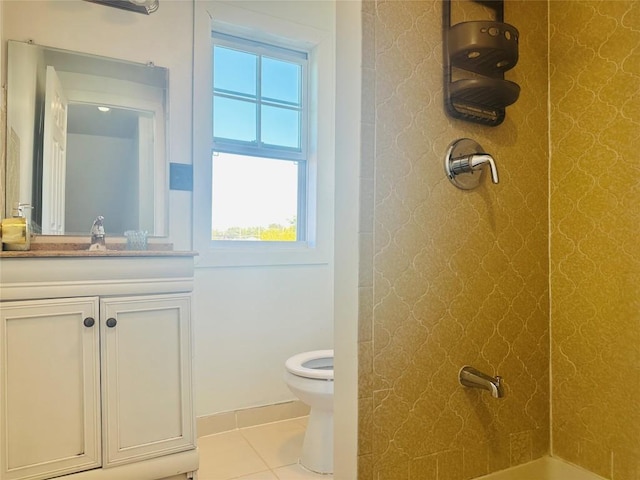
<box><xmin>1</xmin><ymin>203</ymin><xmax>31</xmax><ymax>251</ymax></box>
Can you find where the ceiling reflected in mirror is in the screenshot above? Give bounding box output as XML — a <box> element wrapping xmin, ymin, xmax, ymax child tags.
<box><xmin>68</xmin><ymin>104</ymin><xmax>141</xmax><ymax>139</ymax></box>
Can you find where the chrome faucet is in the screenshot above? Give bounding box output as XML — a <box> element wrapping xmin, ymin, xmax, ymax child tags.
<box><xmin>449</xmin><ymin>153</ymin><xmax>499</xmax><ymax>184</ymax></box>
<box><xmin>459</xmin><ymin>366</ymin><xmax>504</xmax><ymax>398</ymax></box>
<box><xmin>444</xmin><ymin>138</ymin><xmax>499</xmax><ymax>190</ymax></box>
<box><xmin>89</xmin><ymin>215</ymin><xmax>106</xmax><ymax>251</ymax></box>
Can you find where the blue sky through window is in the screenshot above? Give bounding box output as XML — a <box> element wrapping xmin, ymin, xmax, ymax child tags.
<box><xmin>213</xmin><ymin>96</ymin><xmax>257</xmax><ymax>142</ymax></box>
<box><xmin>262</xmin><ymin>57</ymin><xmax>300</xmax><ymax>105</ymax></box>
<box><xmin>213</xmin><ymin>47</ymin><xmax>256</xmax><ymax>97</ymax></box>
<box><xmin>213</xmin><ymin>45</ymin><xmax>302</xmax><ymax>150</ymax></box>
<box><xmin>262</xmin><ymin>106</ymin><xmax>300</xmax><ymax>148</ymax></box>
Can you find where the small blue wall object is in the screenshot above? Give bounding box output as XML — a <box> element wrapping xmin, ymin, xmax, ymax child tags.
<box><xmin>169</xmin><ymin>163</ymin><xmax>193</xmax><ymax>191</ymax></box>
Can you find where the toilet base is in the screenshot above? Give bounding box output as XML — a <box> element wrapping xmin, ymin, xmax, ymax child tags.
<box><xmin>300</xmin><ymin>408</ymin><xmax>333</xmax><ymax>474</ymax></box>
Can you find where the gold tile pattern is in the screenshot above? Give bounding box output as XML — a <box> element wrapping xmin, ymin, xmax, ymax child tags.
<box><xmin>358</xmin><ymin>1</ymin><xmax>550</xmax><ymax>478</ymax></box>
<box><xmin>549</xmin><ymin>1</ymin><xmax>640</xmax><ymax>479</ymax></box>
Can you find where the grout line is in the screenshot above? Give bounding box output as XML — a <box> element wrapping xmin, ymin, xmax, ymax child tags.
<box><xmin>237</xmin><ymin>420</ymin><xmax>303</xmax><ymax>476</ymax></box>
<box><xmin>200</xmin><ymin>417</ymin><xmax>327</xmax><ymax>479</ymax></box>
<box><xmin>240</xmin><ymin>415</ymin><xmax>310</xmax><ymax>431</ymax></box>
<box><xmin>229</xmin><ymin>467</ymin><xmax>277</xmax><ymax>480</ymax></box>
<box><xmin>199</xmin><ymin>415</ymin><xmax>309</xmax><ymax>440</ymax></box>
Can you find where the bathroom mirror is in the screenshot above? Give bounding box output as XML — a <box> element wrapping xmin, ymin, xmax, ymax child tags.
<box><xmin>5</xmin><ymin>40</ymin><xmax>169</xmax><ymax>236</ymax></box>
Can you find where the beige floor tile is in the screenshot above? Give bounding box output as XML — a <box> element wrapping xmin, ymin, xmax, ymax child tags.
<box><xmin>234</xmin><ymin>470</ymin><xmax>279</xmax><ymax>480</ymax></box>
<box><xmin>198</xmin><ymin>430</ymin><xmax>269</xmax><ymax>480</ymax></box>
<box><xmin>240</xmin><ymin>419</ymin><xmax>306</xmax><ymax>469</ymax></box>
<box><xmin>272</xmin><ymin>463</ymin><xmax>333</xmax><ymax>479</ymax></box>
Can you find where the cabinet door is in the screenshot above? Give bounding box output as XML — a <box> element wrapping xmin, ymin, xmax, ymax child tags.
<box><xmin>0</xmin><ymin>297</ymin><xmax>101</xmax><ymax>480</ymax></box>
<box><xmin>100</xmin><ymin>294</ymin><xmax>194</xmax><ymax>467</ymax></box>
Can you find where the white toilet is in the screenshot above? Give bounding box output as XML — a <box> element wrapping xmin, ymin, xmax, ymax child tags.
<box><xmin>284</xmin><ymin>349</ymin><xmax>334</xmax><ymax>474</ymax></box>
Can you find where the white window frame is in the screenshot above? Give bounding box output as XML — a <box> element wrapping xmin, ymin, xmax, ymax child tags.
<box><xmin>192</xmin><ymin>3</ymin><xmax>335</xmax><ymax>268</ymax></box>
<box><xmin>211</xmin><ymin>33</ymin><xmax>309</xmax><ymax>243</ymax></box>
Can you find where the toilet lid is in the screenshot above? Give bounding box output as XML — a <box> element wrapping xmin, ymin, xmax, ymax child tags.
<box><xmin>285</xmin><ymin>349</ymin><xmax>334</xmax><ymax>380</ymax></box>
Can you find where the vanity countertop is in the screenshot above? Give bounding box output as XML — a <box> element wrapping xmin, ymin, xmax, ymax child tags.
<box><xmin>0</xmin><ymin>241</ymin><xmax>197</xmax><ymax>258</ymax></box>
<box><xmin>0</xmin><ymin>250</ymin><xmax>198</xmax><ymax>258</ymax></box>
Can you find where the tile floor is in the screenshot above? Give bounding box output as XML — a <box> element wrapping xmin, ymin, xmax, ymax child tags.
<box><xmin>197</xmin><ymin>417</ymin><xmax>332</xmax><ymax>480</ymax></box>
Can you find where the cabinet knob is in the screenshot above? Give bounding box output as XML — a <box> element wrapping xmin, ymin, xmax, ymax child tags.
<box><xmin>106</xmin><ymin>317</ymin><xmax>117</xmax><ymax>328</ymax></box>
<box><xmin>83</xmin><ymin>317</ymin><xmax>95</xmax><ymax>328</ymax></box>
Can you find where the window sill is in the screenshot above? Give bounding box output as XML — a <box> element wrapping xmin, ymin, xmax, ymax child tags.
<box><xmin>193</xmin><ymin>240</ymin><xmax>330</xmax><ymax>268</ymax></box>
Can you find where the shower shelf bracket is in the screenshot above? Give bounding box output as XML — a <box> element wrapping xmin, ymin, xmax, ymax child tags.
<box><xmin>443</xmin><ymin>0</ymin><xmax>520</xmax><ymax>126</ymax></box>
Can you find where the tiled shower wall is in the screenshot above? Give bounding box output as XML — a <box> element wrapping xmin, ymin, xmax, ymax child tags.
<box><xmin>549</xmin><ymin>2</ymin><xmax>640</xmax><ymax>479</ymax></box>
<box><xmin>358</xmin><ymin>1</ymin><xmax>550</xmax><ymax>479</ymax></box>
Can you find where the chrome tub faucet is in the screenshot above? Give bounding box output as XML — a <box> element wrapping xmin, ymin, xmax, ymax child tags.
<box><xmin>459</xmin><ymin>366</ymin><xmax>504</xmax><ymax>398</ymax></box>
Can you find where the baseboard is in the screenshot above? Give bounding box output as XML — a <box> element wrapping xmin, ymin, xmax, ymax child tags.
<box><xmin>196</xmin><ymin>400</ymin><xmax>310</xmax><ymax>437</ymax></box>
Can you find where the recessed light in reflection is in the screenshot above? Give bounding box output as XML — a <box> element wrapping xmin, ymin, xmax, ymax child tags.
<box><xmin>98</xmin><ymin>106</ymin><xmax>110</xmax><ymax>112</ymax></box>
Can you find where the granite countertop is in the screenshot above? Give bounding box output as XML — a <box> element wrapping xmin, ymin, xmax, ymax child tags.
<box><xmin>0</xmin><ymin>250</ymin><xmax>198</xmax><ymax>258</ymax></box>
<box><xmin>0</xmin><ymin>241</ymin><xmax>197</xmax><ymax>258</ymax></box>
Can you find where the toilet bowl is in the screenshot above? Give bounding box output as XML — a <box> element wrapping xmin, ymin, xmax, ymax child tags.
<box><xmin>284</xmin><ymin>349</ymin><xmax>334</xmax><ymax>474</ymax></box>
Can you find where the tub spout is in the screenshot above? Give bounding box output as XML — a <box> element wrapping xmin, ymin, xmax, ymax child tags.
<box><xmin>459</xmin><ymin>366</ymin><xmax>504</xmax><ymax>398</ymax></box>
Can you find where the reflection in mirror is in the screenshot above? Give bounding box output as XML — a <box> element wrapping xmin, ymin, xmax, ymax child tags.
<box><xmin>5</xmin><ymin>40</ymin><xmax>168</xmax><ymax>236</ymax></box>
<box><xmin>65</xmin><ymin>105</ymin><xmax>155</xmax><ymax>234</ymax></box>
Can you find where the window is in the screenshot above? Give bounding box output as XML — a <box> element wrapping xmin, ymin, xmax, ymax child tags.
<box><xmin>193</xmin><ymin>6</ymin><xmax>334</xmax><ymax>267</ymax></box>
<box><xmin>211</xmin><ymin>33</ymin><xmax>308</xmax><ymax>242</ymax></box>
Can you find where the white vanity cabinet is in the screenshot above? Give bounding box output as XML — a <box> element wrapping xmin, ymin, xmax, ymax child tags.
<box><xmin>0</xmin><ymin>253</ymin><xmax>199</xmax><ymax>480</ymax></box>
<box><xmin>100</xmin><ymin>294</ymin><xmax>193</xmax><ymax>467</ymax></box>
<box><xmin>0</xmin><ymin>297</ymin><xmax>101</xmax><ymax>480</ymax></box>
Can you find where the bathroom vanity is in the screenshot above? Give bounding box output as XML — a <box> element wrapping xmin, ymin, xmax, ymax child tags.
<box><xmin>0</xmin><ymin>250</ymin><xmax>199</xmax><ymax>480</ymax></box>
<box><xmin>1</xmin><ymin>4</ymin><xmax>198</xmax><ymax>479</ymax></box>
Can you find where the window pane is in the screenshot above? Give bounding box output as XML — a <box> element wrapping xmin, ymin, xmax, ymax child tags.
<box><xmin>261</xmin><ymin>105</ymin><xmax>300</xmax><ymax>149</ymax></box>
<box><xmin>262</xmin><ymin>57</ymin><xmax>301</xmax><ymax>106</ymax></box>
<box><xmin>213</xmin><ymin>46</ymin><xmax>256</xmax><ymax>98</ymax></box>
<box><xmin>213</xmin><ymin>97</ymin><xmax>256</xmax><ymax>143</ymax></box>
<box><xmin>212</xmin><ymin>153</ymin><xmax>299</xmax><ymax>241</ymax></box>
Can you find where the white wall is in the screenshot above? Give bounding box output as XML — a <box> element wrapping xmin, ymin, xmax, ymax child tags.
<box><xmin>193</xmin><ymin>265</ymin><xmax>333</xmax><ymax>414</ymax></box>
<box><xmin>3</xmin><ymin>0</ymin><xmax>336</xmax><ymax>419</ymax></box>
<box><xmin>333</xmin><ymin>1</ymin><xmax>360</xmax><ymax>477</ymax></box>
<box><xmin>191</xmin><ymin>0</ymin><xmax>335</xmax><ymax>416</ymax></box>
